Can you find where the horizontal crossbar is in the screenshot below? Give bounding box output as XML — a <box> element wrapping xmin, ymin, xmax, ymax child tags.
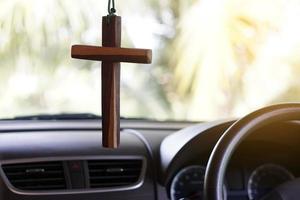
<box><xmin>71</xmin><ymin>45</ymin><xmax>152</xmax><ymax>64</ymax></box>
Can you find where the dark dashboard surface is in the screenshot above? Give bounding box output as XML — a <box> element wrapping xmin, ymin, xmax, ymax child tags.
<box><xmin>0</xmin><ymin>119</ymin><xmax>299</xmax><ymax>200</ymax></box>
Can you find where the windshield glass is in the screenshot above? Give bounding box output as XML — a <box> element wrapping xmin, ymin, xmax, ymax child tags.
<box><xmin>1</xmin><ymin>0</ymin><xmax>300</xmax><ymax>121</ymax></box>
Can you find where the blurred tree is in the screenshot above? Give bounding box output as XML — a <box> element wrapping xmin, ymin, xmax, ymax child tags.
<box><xmin>170</xmin><ymin>0</ymin><xmax>300</xmax><ymax>120</ymax></box>
<box><xmin>0</xmin><ymin>0</ymin><xmax>175</xmax><ymax>119</ymax></box>
<box><xmin>1</xmin><ymin>0</ymin><xmax>300</xmax><ymax>121</ymax></box>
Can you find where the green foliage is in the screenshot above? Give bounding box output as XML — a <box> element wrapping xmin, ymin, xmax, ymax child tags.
<box><xmin>1</xmin><ymin>0</ymin><xmax>300</xmax><ymax>121</ymax></box>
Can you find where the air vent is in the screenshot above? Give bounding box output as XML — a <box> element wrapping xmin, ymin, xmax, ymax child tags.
<box><xmin>88</xmin><ymin>159</ymin><xmax>143</xmax><ymax>188</ymax></box>
<box><xmin>2</xmin><ymin>161</ymin><xmax>66</xmax><ymax>191</ymax></box>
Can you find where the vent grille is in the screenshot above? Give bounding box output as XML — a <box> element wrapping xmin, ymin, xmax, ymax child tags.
<box><xmin>88</xmin><ymin>159</ymin><xmax>143</xmax><ymax>188</ymax></box>
<box><xmin>2</xmin><ymin>161</ymin><xmax>66</xmax><ymax>191</ymax></box>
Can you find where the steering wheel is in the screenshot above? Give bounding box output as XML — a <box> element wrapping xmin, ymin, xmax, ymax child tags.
<box><xmin>203</xmin><ymin>103</ymin><xmax>300</xmax><ymax>200</ymax></box>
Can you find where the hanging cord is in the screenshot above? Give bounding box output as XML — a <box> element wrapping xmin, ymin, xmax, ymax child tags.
<box><xmin>108</xmin><ymin>0</ymin><xmax>116</xmax><ymax>16</ymax></box>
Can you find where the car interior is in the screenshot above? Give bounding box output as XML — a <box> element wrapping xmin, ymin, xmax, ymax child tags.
<box><xmin>1</xmin><ymin>0</ymin><xmax>300</xmax><ymax>200</ymax></box>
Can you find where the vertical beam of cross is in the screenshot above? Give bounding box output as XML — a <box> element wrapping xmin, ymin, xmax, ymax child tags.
<box><xmin>101</xmin><ymin>16</ymin><xmax>121</xmax><ymax>148</ymax></box>
<box><xmin>71</xmin><ymin>15</ymin><xmax>152</xmax><ymax>149</ymax></box>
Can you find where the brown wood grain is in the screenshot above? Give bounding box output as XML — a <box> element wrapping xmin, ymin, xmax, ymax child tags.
<box><xmin>71</xmin><ymin>45</ymin><xmax>152</xmax><ymax>64</ymax></box>
<box><xmin>101</xmin><ymin>15</ymin><xmax>121</xmax><ymax>148</ymax></box>
<box><xmin>71</xmin><ymin>15</ymin><xmax>152</xmax><ymax>149</ymax></box>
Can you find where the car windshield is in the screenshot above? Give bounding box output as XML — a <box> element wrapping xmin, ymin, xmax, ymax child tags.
<box><xmin>1</xmin><ymin>0</ymin><xmax>300</xmax><ymax>121</ymax></box>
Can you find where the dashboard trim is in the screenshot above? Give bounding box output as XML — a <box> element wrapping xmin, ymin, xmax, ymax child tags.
<box><xmin>160</xmin><ymin>120</ymin><xmax>234</xmax><ymax>173</ymax></box>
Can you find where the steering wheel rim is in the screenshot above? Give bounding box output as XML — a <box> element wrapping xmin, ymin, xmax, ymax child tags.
<box><xmin>203</xmin><ymin>103</ymin><xmax>300</xmax><ymax>200</ymax></box>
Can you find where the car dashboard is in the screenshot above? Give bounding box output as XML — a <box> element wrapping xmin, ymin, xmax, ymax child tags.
<box><xmin>0</xmin><ymin>119</ymin><xmax>299</xmax><ymax>200</ymax></box>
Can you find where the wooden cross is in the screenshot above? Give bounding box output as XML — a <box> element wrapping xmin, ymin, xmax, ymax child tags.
<box><xmin>71</xmin><ymin>15</ymin><xmax>152</xmax><ymax>148</ymax></box>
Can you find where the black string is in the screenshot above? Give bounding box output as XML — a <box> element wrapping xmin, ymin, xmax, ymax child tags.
<box><xmin>108</xmin><ymin>0</ymin><xmax>116</xmax><ymax>16</ymax></box>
